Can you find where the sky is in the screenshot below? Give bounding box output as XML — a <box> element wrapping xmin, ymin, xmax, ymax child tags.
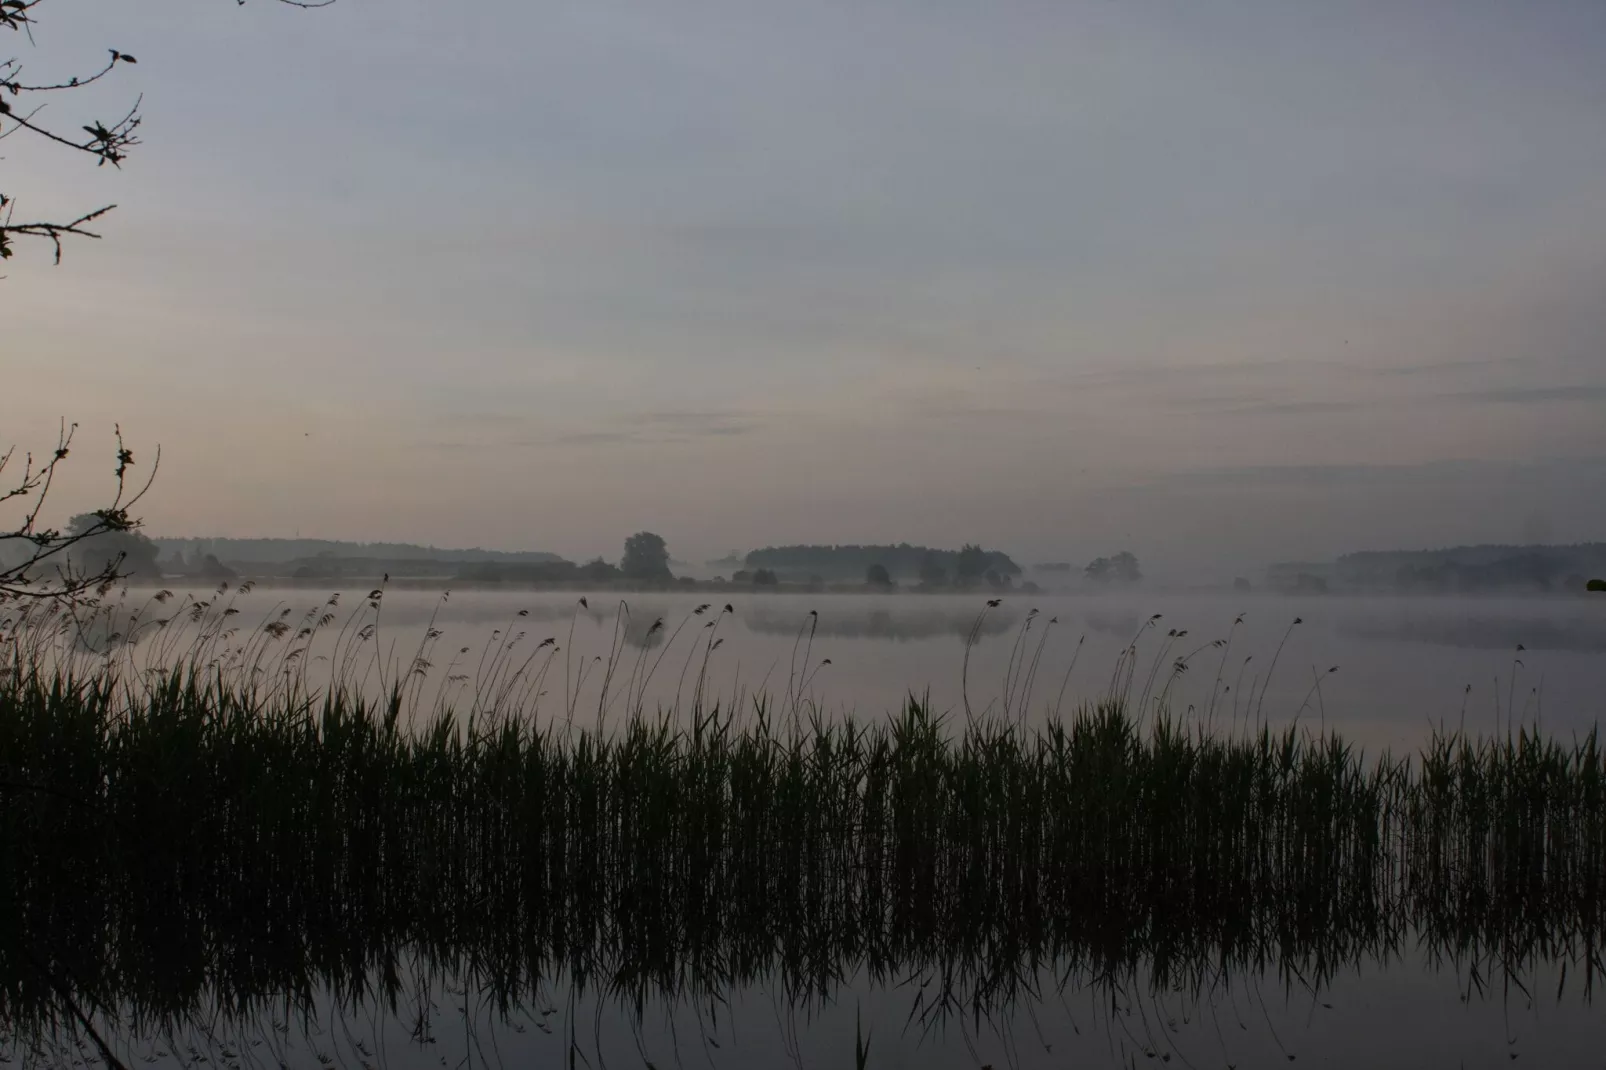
<box><xmin>5</xmin><ymin>0</ymin><xmax>1605</xmax><ymax>580</ymax></box>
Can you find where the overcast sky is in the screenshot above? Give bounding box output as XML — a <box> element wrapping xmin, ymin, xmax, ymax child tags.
<box><xmin>6</xmin><ymin>0</ymin><xmax>1605</xmax><ymax>578</ymax></box>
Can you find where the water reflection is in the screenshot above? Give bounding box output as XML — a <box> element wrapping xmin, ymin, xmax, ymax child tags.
<box><xmin>4</xmin><ymin>850</ymin><xmax>1599</xmax><ymax>1068</ymax></box>
<box><xmin>1084</xmin><ymin>610</ymin><xmax>1145</xmax><ymax>639</ymax></box>
<box><xmin>743</xmin><ymin>604</ymin><xmax>1022</xmax><ymax>643</ymax></box>
<box><xmin>1337</xmin><ymin>609</ymin><xmax>1606</xmax><ymax>653</ymax></box>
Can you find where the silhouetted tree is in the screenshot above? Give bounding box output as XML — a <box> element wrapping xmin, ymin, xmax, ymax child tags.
<box><xmin>865</xmin><ymin>563</ymin><xmax>892</xmax><ymax>587</ymax></box>
<box><xmin>196</xmin><ymin>554</ymin><xmax>236</xmax><ymax>582</ymax></box>
<box><xmin>955</xmin><ymin>544</ymin><xmax>989</xmax><ymax>585</ymax></box>
<box><xmin>918</xmin><ymin>552</ymin><xmax>947</xmax><ymax>586</ymax></box>
<box><xmin>744</xmin><ymin>543</ymin><xmax>1019</xmax><ymax>581</ymax></box>
<box><xmin>1589</xmin><ymin>578</ymin><xmax>1606</xmax><ymax>593</ymax></box>
<box><xmin>1086</xmin><ymin>551</ymin><xmax>1141</xmax><ymax>584</ymax></box>
<box><xmin>621</xmin><ymin>532</ymin><xmax>672</xmax><ymax>583</ymax></box>
<box><xmin>752</xmin><ymin>569</ymin><xmax>778</xmax><ymax>586</ymax></box>
<box><xmin>581</xmin><ymin>557</ymin><xmax>621</xmax><ymax>583</ymax></box>
<box><xmin>2</xmin><ymin>0</ymin><xmax>330</xmax><ymax>265</ymax></box>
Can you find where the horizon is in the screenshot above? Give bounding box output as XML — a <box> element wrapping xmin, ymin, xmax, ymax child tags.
<box><xmin>142</xmin><ymin>530</ymin><xmax>1606</xmax><ymax>579</ymax></box>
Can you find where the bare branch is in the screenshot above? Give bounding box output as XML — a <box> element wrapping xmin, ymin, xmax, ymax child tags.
<box><xmin>0</xmin><ymin>0</ymin><xmax>331</xmax><ymax>267</ymax></box>
<box><xmin>0</xmin><ymin>424</ymin><xmax>161</xmax><ymax>603</ymax></box>
<box><xmin>0</xmin><ymin>92</ymin><xmax>142</xmax><ymax>165</ymax></box>
<box><xmin>0</xmin><ymin>197</ymin><xmax>115</xmax><ymax>263</ymax></box>
<box><xmin>0</xmin><ymin>48</ymin><xmax>126</xmax><ymax>94</ymax></box>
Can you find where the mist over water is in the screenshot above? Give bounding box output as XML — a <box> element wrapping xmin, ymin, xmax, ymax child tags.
<box><xmin>107</xmin><ymin>586</ymin><xmax>1606</xmax><ymax>751</ymax></box>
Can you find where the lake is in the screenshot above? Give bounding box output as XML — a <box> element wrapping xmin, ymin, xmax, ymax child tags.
<box><xmin>7</xmin><ymin>585</ymin><xmax>1606</xmax><ymax>1069</ymax></box>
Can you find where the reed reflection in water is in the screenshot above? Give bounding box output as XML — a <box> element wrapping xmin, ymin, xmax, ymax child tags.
<box><xmin>4</xmin><ymin>689</ymin><xmax>1605</xmax><ymax>1065</ymax></box>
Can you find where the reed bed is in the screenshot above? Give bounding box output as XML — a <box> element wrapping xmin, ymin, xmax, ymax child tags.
<box><xmin>2</xmin><ymin>658</ymin><xmax>1604</xmax><ymax>1034</ymax></box>
<box><xmin>1</xmin><ymin>587</ymin><xmax>1603</xmax><ymax>1056</ymax></box>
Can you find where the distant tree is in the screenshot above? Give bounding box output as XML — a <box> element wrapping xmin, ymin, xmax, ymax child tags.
<box><xmin>65</xmin><ymin>511</ymin><xmax>161</xmax><ymax>582</ymax></box>
<box><xmin>1110</xmin><ymin>551</ymin><xmax>1141</xmax><ymax>583</ymax></box>
<box><xmin>865</xmin><ymin>563</ymin><xmax>892</xmax><ymax>587</ymax></box>
<box><xmin>1233</xmin><ymin>577</ymin><xmax>1252</xmax><ymax>593</ymax></box>
<box><xmin>955</xmin><ymin>544</ymin><xmax>989</xmax><ymax>585</ymax></box>
<box><xmin>580</xmin><ymin>557</ymin><xmax>621</xmax><ymax>583</ymax></box>
<box><xmin>1292</xmin><ymin>572</ymin><xmax>1328</xmax><ymax>594</ymax></box>
<box><xmin>1589</xmin><ymin>578</ymin><xmax>1606</xmax><ymax>593</ymax></box>
<box><xmin>196</xmin><ymin>554</ymin><xmax>236</xmax><ymax>582</ymax></box>
<box><xmin>744</xmin><ymin>543</ymin><xmax>1019</xmax><ymax>581</ymax></box>
<box><xmin>621</xmin><ymin>532</ymin><xmax>672</xmax><ymax>582</ymax></box>
<box><xmin>1087</xmin><ymin>551</ymin><xmax>1141</xmax><ymax>584</ymax></box>
<box><xmin>917</xmin><ymin>552</ymin><xmax>947</xmax><ymax>586</ymax></box>
<box><xmin>457</xmin><ymin>560</ymin><xmax>581</xmax><ymax>585</ymax></box>
<box><xmin>752</xmin><ymin>569</ymin><xmax>778</xmax><ymax>586</ymax></box>
<box><xmin>731</xmin><ymin>570</ymin><xmax>752</xmax><ymax>584</ymax></box>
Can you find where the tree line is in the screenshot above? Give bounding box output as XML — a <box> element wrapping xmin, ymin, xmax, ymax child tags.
<box><xmin>743</xmin><ymin>544</ymin><xmax>1022</xmax><ymax>583</ymax></box>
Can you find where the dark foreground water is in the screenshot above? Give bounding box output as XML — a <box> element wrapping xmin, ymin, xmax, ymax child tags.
<box><xmin>4</xmin><ymin>940</ymin><xmax>1603</xmax><ymax>1068</ymax></box>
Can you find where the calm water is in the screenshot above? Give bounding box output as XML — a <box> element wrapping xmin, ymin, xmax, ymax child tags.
<box><xmin>136</xmin><ymin>586</ymin><xmax>1606</xmax><ymax>751</ymax></box>
<box><xmin>15</xmin><ymin>965</ymin><xmax>1596</xmax><ymax>1069</ymax></box>
<box><xmin>17</xmin><ymin>586</ymin><xmax>1606</xmax><ymax>1068</ymax></box>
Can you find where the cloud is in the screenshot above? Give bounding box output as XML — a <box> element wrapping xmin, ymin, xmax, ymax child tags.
<box><xmin>417</xmin><ymin>410</ymin><xmax>764</xmax><ymax>451</ymax></box>
<box><xmin>546</xmin><ymin>431</ymin><xmax>639</xmax><ymax>446</ymax></box>
<box><xmin>1171</xmin><ymin>397</ymin><xmax>1370</xmax><ymax>416</ymax></box>
<box><xmin>1157</xmin><ymin>455</ymin><xmax>1606</xmax><ymax>491</ymax></box>
<box><xmin>1452</xmin><ymin>385</ymin><xmax>1606</xmax><ymax>405</ymax></box>
<box><xmin>630</xmin><ymin>410</ymin><xmax>761</xmax><ymax>437</ymax></box>
<box><xmin>1370</xmin><ymin>356</ymin><xmax>1541</xmax><ymax>379</ymax></box>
